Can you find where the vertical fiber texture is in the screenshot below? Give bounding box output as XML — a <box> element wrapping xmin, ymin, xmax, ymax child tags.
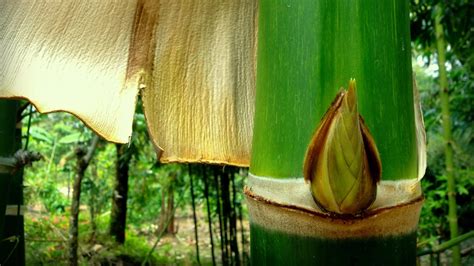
<box><xmin>143</xmin><ymin>1</ymin><xmax>257</xmax><ymax>166</ymax></box>
<box><xmin>0</xmin><ymin>1</ymin><xmax>258</xmax><ymax>166</ymax></box>
<box><xmin>251</xmin><ymin>0</ymin><xmax>417</xmax><ymax>180</ymax></box>
<box><xmin>0</xmin><ymin>1</ymin><xmax>139</xmax><ymax>143</ymax></box>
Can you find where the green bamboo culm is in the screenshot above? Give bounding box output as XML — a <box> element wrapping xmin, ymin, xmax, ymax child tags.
<box><xmin>251</xmin><ymin>0</ymin><xmax>417</xmax><ymax>181</ymax></box>
<box><xmin>251</xmin><ymin>224</ymin><xmax>417</xmax><ymax>265</ymax></box>
<box><xmin>434</xmin><ymin>4</ymin><xmax>461</xmax><ymax>265</ymax></box>
<box><xmin>248</xmin><ymin>0</ymin><xmax>420</xmax><ymax>265</ymax></box>
<box><xmin>418</xmin><ymin>230</ymin><xmax>474</xmax><ymax>257</ymax></box>
<box><xmin>0</xmin><ymin>100</ymin><xmax>18</xmax><ymax>241</ymax></box>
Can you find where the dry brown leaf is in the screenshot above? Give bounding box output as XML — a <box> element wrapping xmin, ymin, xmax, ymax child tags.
<box><xmin>143</xmin><ymin>1</ymin><xmax>257</xmax><ymax>166</ymax></box>
<box><xmin>0</xmin><ymin>1</ymin><xmax>257</xmax><ymax>166</ymax></box>
<box><xmin>0</xmin><ymin>1</ymin><xmax>141</xmax><ymax>143</ymax></box>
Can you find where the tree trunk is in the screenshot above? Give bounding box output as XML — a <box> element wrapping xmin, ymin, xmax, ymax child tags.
<box><xmin>202</xmin><ymin>166</ymin><xmax>216</xmax><ymax>265</ymax></box>
<box><xmin>68</xmin><ymin>136</ymin><xmax>99</xmax><ymax>266</ymax></box>
<box><xmin>109</xmin><ymin>144</ymin><xmax>132</xmax><ymax>244</ymax></box>
<box><xmin>212</xmin><ymin>167</ymin><xmax>226</xmax><ymax>264</ymax></box>
<box><xmin>1</xmin><ymin>105</ymin><xmax>26</xmax><ymax>265</ymax></box>
<box><xmin>220</xmin><ymin>168</ymin><xmax>231</xmax><ymax>265</ymax></box>
<box><xmin>0</xmin><ymin>100</ymin><xmax>20</xmax><ymax>264</ymax></box>
<box><xmin>166</xmin><ymin>183</ymin><xmax>175</xmax><ymax>234</ymax></box>
<box><xmin>247</xmin><ymin>1</ymin><xmax>423</xmax><ymax>265</ymax></box>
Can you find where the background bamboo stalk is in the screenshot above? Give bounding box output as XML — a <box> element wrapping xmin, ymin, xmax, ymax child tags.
<box><xmin>188</xmin><ymin>165</ymin><xmax>200</xmax><ymax>264</ymax></box>
<box><xmin>434</xmin><ymin>4</ymin><xmax>461</xmax><ymax>265</ymax></box>
<box><xmin>202</xmin><ymin>166</ymin><xmax>216</xmax><ymax>266</ymax></box>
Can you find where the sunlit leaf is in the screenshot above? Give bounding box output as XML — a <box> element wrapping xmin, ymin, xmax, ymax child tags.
<box><xmin>30</xmin><ymin>126</ymin><xmax>54</xmax><ymax>144</ymax></box>
<box><xmin>58</xmin><ymin>133</ymin><xmax>83</xmax><ymax>145</ymax></box>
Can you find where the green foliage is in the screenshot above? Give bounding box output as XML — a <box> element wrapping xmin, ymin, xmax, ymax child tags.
<box><xmin>25</xmin><ymin>213</ymin><xmax>69</xmax><ymax>263</ymax></box>
<box><xmin>22</xmin><ymin>108</ymin><xmax>250</xmax><ymax>264</ymax></box>
<box><xmin>37</xmin><ymin>179</ymin><xmax>69</xmax><ymax>213</ymax></box>
<box><xmin>411</xmin><ymin>3</ymin><xmax>473</xmax><ymax>257</ymax></box>
<box><xmin>414</xmin><ymin>58</ymin><xmax>474</xmax><ymax>246</ymax></box>
<box><xmin>411</xmin><ymin>0</ymin><xmax>474</xmax><ymax>74</ymax></box>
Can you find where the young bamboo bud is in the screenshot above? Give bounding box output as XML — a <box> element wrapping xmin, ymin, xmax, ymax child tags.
<box><xmin>304</xmin><ymin>80</ymin><xmax>381</xmax><ymax>215</ymax></box>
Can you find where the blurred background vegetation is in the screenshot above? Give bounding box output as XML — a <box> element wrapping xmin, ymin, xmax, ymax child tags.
<box><xmin>21</xmin><ymin>109</ymin><xmax>250</xmax><ymax>265</ymax></box>
<box><xmin>2</xmin><ymin>0</ymin><xmax>472</xmax><ymax>265</ymax></box>
<box><xmin>410</xmin><ymin>1</ymin><xmax>473</xmax><ymax>262</ymax></box>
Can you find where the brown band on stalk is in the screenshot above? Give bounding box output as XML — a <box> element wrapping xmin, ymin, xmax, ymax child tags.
<box><xmin>246</xmin><ymin>188</ymin><xmax>423</xmax><ymax>239</ymax></box>
<box><xmin>245</xmin><ymin>175</ymin><xmax>423</xmax><ymax>239</ymax></box>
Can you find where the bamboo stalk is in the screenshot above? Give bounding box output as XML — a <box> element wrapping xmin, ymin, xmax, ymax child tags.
<box><xmin>188</xmin><ymin>164</ymin><xmax>201</xmax><ymax>264</ymax></box>
<box><xmin>212</xmin><ymin>167</ymin><xmax>226</xmax><ymax>264</ymax></box>
<box><xmin>5</xmin><ymin>106</ymin><xmax>26</xmax><ymax>265</ymax></box>
<box><xmin>418</xmin><ymin>230</ymin><xmax>474</xmax><ymax>256</ymax></box>
<box><xmin>251</xmin><ymin>224</ymin><xmax>417</xmax><ymax>265</ymax></box>
<box><xmin>202</xmin><ymin>165</ymin><xmax>216</xmax><ymax>266</ymax></box>
<box><xmin>251</xmin><ymin>0</ymin><xmax>417</xmax><ymax>180</ymax></box>
<box><xmin>230</xmin><ymin>170</ymin><xmax>241</xmax><ymax>265</ymax></box>
<box><xmin>434</xmin><ymin>4</ymin><xmax>461</xmax><ymax>265</ymax></box>
<box><xmin>110</xmin><ymin>144</ymin><xmax>132</xmax><ymax>244</ymax></box>
<box><xmin>0</xmin><ymin>100</ymin><xmax>20</xmax><ymax>264</ymax></box>
<box><xmin>220</xmin><ymin>169</ymin><xmax>231</xmax><ymax>265</ymax></box>
<box><xmin>238</xmin><ymin>191</ymin><xmax>247</xmax><ymax>264</ymax></box>
<box><xmin>248</xmin><ymin>0</ymin><xmax>422</xmax><ymax>265</ymax></box>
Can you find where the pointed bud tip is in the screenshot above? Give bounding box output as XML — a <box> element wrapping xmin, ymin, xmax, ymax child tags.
<box><xmin>349</xmin><ymin>78</ymin><xmax>356</xmax><ymax>88</ymax></box>
<box><xmin>305</xmin><ymin>78</ymin><xmax>381</xmax><ymax>215</ymax></box>
<box><xmin>346</xmin><ymin>79</ymin><xmax>357</xmax><ymax>110</ymax></box>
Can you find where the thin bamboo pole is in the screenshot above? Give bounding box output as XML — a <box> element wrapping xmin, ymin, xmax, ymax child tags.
<box><xmin>213</xmin><ymin>167</ymin><xmax>226</xmax><ymax>264</ymax></box>
<box><xmin>434</xmin><ymin>4</ymin><xmax>461</xmax><ymax>265</ymax></box>
<box><xmin>2</xmin><ymin>104</ymin><xmax>26</xmax><ymax>265</ymax></box>
<box><xmin>188</xmin><ymin>164</ymin><xmax>201</xmax><ymax>264</ymax></box>
<box><xmin>230</xmin><ymin>170</ymin><xmax>240</xmax><ymax>265</ymax></box>
<box><xmin>202</xmin><ymin>165</ymin><xmax>216</xmax><ymax>266</ymax></box>
<box><xmin>220</xmin><ymin>169</ymin><xmax>231</xmax><ymax>265</ymax></box>
<box><xmin>418</xmin><ymin>230</ymin><xmax>474</xmax><ymax>256</ymax></box>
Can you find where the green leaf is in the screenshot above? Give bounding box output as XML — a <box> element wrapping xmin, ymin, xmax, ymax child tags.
<box><xmin>30</xmin><ymin>126</ymin><xmax>54</xmax><ymax>144</ymax></box>
<box><xmin>58</xmin><ymin>133</ymin><xmax>83</xmax><ymax>144</ymax></box>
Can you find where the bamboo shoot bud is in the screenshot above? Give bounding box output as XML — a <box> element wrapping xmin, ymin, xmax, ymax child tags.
<box><xmin>304</xmin><ymin>80</ymin><xmax>381</xmax><ymax>215</ymax></box>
